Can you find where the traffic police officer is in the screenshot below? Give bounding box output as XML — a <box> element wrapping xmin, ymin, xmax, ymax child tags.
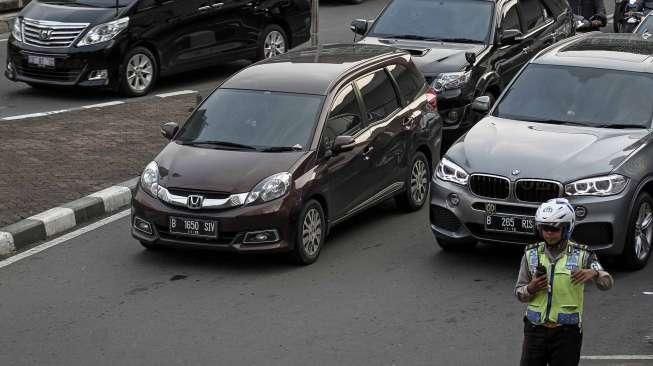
<box><xmin>515</xmin><ymin>198</ymin><xmax>613</xmax><ymax>366</ymax></box>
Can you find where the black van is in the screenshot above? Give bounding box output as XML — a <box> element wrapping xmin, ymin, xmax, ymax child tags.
<box><xmin>5</xmin><ymin>0</ymin><xmax>311</xmax><ymax>96</ymax></box>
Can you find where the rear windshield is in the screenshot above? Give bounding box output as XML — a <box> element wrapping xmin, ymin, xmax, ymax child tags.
<box><xmin>178</xmin><ymin>89</ymin><xmax>325</xmax><ymax>150</ymax></box>
<box><xmin>494</xmin><ymin>63</ymin><xmax>653</xmax><ymax>128</ymax></box>
<box><xmin>38</xmin><ymin>0</ymin><xmax>136</xmax><ymax>7</ymax></box>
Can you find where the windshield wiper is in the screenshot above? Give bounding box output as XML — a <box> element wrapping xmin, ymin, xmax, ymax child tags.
<box><xmin>523</xmin><ymin>119</ymin><xmax>589</xmax><ymax>127</ymax></box>
<box><xmin>260</xmin><ymin>145</ymin><xmax>304</xmax><ymax>152</ymax></box>
<box><xmin>429</xmin><ymin>37</ymin><xmax>485</xmax><ymax>44</ymax></box>
<box><xmin>181</xmin><ymin>140</ymin><xmax>258</xmax><ymax>150</ymax></box>
<box><xmin>379</xmin><ymin>34</ymin><xmax>431</xmax><ymax>41</ymax></box>
<box><xmin>595</xmin><ymin>124</ymin><xmax>648</xmax><ymax>129</ymax></box>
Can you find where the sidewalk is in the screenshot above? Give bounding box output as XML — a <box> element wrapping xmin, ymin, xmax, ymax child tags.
<box><xmin>0</xmin><ymin>94</ymin><xmax>195</xmax><ymax>227</ymax></box>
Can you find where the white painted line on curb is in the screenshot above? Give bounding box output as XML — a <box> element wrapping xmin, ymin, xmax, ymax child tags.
<box><xmin>581</xmin><ymin>355</ymin><xmax>653</xmax><ymax>360</ymax></box>
<box><xmin>2</xmin><ymin>109</ymin><xmax>70</xmax><ymax>121</ymax></box>
<box><xmin>30</xmin><ymin>207</ymin><xmax>76</xmax><ymax>237</ymax></box>
<box><xmin>90</xmin><ymin>186</ymin><xmax>132</xmax><ymax>213</ymax></box>
<box><xmin>0</xmin><ymin>210</ymin><xmax>130</xmax><ymax>270</ymax></box>
<box><xmin>643</xmin><ymin>291</ymin><xmax>653</xmax><ymax>295</ymax></box>
<box><xmin>0</xmin><ymin>231</ymin><xmax>15</xmax><ymax>256</ymax></box>
<box><xmin>156</xmin><ymin>90</ymin><xmax>197</xmax><ymax>98</ymax></box>
<box><xmin>82</xmin><ymin>101</ymin><xmax>125</xmax><ymax>109</ymax></box>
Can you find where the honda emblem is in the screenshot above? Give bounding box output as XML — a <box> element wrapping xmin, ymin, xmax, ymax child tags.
<box><xmin>187</xmin><ymin>195</ymin><xmax>204</xmax><ymax>209</ymax></box>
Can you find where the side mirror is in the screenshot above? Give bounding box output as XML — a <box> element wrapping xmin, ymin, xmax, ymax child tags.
<box><xmin>332</xmin><ymin>135</ymin><xmax>355</xmax><ymax>154</ymax></box>
<box><xmin>499</xmin><ymin>28</ymin><xmax>523</xmax><ymax>45</ymax></box>
<box><xmin>465</xmin><ymin>52</ymin><xmax>476</xmax><ymax>66</ymax></box>
<box><xmin>160</xmin><ymin>122</ymin><xmax>179</xmax><ymax>140</ymax></box>
<box><xmin>350</xmin><ymin>19</ymin><xmax>369</xmax><ymax>36</ymax></box>
<box><xmin>471</xmin><ymin>96</ymin><xmax>491</xmax><ymax>113</ymax></box>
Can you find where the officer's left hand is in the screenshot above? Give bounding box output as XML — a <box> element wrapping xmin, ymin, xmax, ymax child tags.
<box><xmin>571</xmin><ymin>269</ymin><xmax>598</xmax><ymax>285</ymax></box>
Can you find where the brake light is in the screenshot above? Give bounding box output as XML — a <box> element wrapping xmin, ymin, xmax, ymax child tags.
<box><xmin>426</xmin><ymin>86</ymin><xmax>438</xmax><ymax>111</ymax></box>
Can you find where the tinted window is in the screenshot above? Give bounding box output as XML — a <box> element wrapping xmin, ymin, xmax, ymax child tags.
<box><xmin>369</xmin><ymin>0</ymin><xmax>494</xmax><ymax>44</ymax></box>
<box><xmin>636</xmin><ymin>16</ymin><xmax>653</xmax><ymax>34</ymax></box>
<box><xmin>520</xmin><ymin>0</ymin><xmax>549</xmax><ymax>30</ymax></box>
<box><xmin>178</xmin><ymin>89</ymin><xmax>324</xmax><ymax>149</ymax></box>
<box><xmin>494</xmin><ymin>64</ymin><xmax>653</xmax><ymax>128</ymax></box>
<box><xmin>40</xmin><ymin>0</ymin><xmax>136</xmax><ymax>6</ymax></box>
<box><xmin>388</xmin><ymin>64</ymin><xmax>423</xmax><ymax>103</ymax></box>
<box><xmin>323</xmin><ymin>85</ymin><xmax>363</xmax><ymax>148</ymax></box>
<box><xmin>356</xmin><ymin>70</ymin><xmax>400</xmax><ymax>124</ymax></box>
<box><xmin>502</xmin><ymin>5</ymin><xmax>522</xmax><ymax>31</ymax></box>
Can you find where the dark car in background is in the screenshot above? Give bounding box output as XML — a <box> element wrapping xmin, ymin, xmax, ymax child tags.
<box><xmin>5</xmin><ymin>0</ymin><xmax>310</xmax><ymax>96</ymax></box>
<box><xmin>431</xmin><ymin>33</ymin><xmax>653</xmax><ymax>269</ymax></box>
<box><xmin>351</xmin><ymin>0</ymin><xmax>574</xmax><ymax>143</ymax></box>
<box><xmin>132</xmin><ymin>44</ymin><xmax>442</xmax><ymax>265</ymax></box>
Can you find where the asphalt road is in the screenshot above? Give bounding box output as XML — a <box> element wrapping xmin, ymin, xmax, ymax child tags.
<box><xmin>0</xmin><ymin>0</ymin><xmax>387</xmax><ymax>118</ymax></box>
<box><xmin>1</xmin><ymin>202</ymin><xmax>652</xmax><ymax>365</ymax></box>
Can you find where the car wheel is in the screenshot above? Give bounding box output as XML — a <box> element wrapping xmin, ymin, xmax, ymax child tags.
<box><xmin>257</xmin><ymin>25</ymin><xmax>287</xmax><ymax>61</ymax></box>
<box><xmin>291</xmin><ymin>200</ymin><xmax>326</xmax><ymax>265</ymax></box>
<box><xmin>396</xmin><ymin>152</ymin><xmax>430</xmax><ymax>212</ymax></box>
<box><xmin>139</xmin><ymin>241</ymin><xmax>160</xmax><ymax>250</ymax></box>
<box><xmin>120</xmin><ymin>46</ymin><xmax>157</xmax><ymax>97</ymax></box>
<box><xmin>621</xmin><ymin>192</ymin><xmax>653</xmax><ymax>269</ymax></box>
<box><xmin>437</xmin><ymin>238</ymin><xmax>477</xmax><ymax>251</ymax></box>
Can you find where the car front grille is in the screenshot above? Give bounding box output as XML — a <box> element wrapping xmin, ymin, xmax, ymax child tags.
<box><xmin>166</xmin><ymin>188</ymin><xmax>231</xmax><ymax>201</ymax></box>
<box><xmin>515</xmin><ymin>180</ymin><xmax>561</xmax><ymax>203</ymax></box>
<box><xmin>23</xmin><ymin>18</ymin><xmax>89</xmax><ymax>48</ymax></box>
<box><xmin>469</xmin><ymin>174</ymin><xmax>510</xmax><ymax>200</ymax></box>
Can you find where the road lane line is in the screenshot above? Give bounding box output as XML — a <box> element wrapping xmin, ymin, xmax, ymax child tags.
<box><xmin>0</xmin><ymin>209</ymin><xmax>130</xmax><ymax>270</ymax></box>
<box><xmin>156</xmin><ymin>90</ymin><xmax>197</xmax><ymax>98</ymax></box>
<box><xmin>581</xmin><ymin>355</ymin><xmax>653</xmax><ymax>360</ymax></box>
<box><xmin>82</xmin><ymin>101</ymin><xmax>125</xmax><ymax>109</ymax></box>
<box><xmin>643</xmin><ymin>291</ymin><xmax>653</xmax><ymax>295</ymax></box>
<box><xmin>2</xmin><ymin>109</ymin><xmax>70</xmax><ymax>120</ymax></box>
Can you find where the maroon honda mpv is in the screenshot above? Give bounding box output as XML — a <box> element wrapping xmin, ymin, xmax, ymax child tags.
<box><xmin>131</xmin><ymin>44</ymin><xmax>442</xmax><ymax>264</ymax></box>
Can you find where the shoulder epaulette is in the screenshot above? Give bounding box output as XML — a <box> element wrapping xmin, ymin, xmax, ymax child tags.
<box><xmin>568</xmin><ymin>241</ymin><xmax>589</xmax><ymax>252</ymax></box>
<box><xmin>525</xmin><ymin>242</ymin><xmax>543</xmax><ymax>251</ymax></box>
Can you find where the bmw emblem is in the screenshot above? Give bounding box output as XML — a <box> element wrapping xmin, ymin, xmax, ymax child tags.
<box><xmin>512</xmin><ymin>169</ymin><xmax>520</xmax><ymax>176</ymax></box>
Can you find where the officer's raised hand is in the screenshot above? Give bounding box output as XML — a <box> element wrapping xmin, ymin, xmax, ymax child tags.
<box><xmin>571</xmin><ymin>269</ymin><xmax>599</xmax><ymax>285</ymax></box>
<box><xmin>527</xmin><ymin>275</ymin><xmax>548</xmax><ymax>294</ymax></box>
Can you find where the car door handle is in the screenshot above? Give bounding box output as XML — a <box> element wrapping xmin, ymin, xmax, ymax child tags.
<box><xmin>362</xmin><ymin>146</ymin><xmax>374</xmax><ymax>160</ymax></box>
<box><xmin>198</xmin><ymin>5</ymin><xmax>212</xmax><ymax>11</ymax></box>
<box><xmin>212</xmin><ymin>2</ymin><xmax>224</xmax><ymax>8</ymax></box>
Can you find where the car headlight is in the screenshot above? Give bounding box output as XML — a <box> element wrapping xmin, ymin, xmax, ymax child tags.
<box><xmin>77</xmin><ymin>17</ymin><xmax>129</xmax><ymax>46</ymax></box>
<box><xmin>431</xmin><ymin>71</ymin><xmax>471</xmax><ymax>92</ymax></box>
<box><xmin>435</xmin><ymin>157</ymin><xmax>469</xmax><ymax>186</ymax></box>
<box><xmin>141</xmin><ymin>161</ymin><xmax>160</xmax><ymax>198</ymax></box>
<box><xmin>11</xmin><ymin>18</ymin><xmax>22</xmax><ymax>42</ymax></box>
<box><xmin>245</xmin><ymin>172</ymin><xmax>292</xmax><ymax>205</ymax></box>
<box><xmin>565</xmin><ymin>174</ymin><xmax>628</xmax><ymax>196</ymax></box>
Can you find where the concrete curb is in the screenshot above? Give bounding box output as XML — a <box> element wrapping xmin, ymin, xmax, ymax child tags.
<box><xmin>0</xmin><ymin>177</ymin><xmax>138</xmax><ymax>256</ymax></box>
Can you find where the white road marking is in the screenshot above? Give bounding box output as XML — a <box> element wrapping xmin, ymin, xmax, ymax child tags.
<box><xmin>0</xmin><ymin>209</ymin><xmax>130</xmax><ymax>270</ymax></box>
<box><xmin>2</xmin><ymin>109</ymin><xmax>70</xmax><ymax>120</ymax></box>
<box><xmin>581</xmin><ymin>355</ymin><xmax>653</xmax><ymax>360</ymax></box>
<box><xmin>156</xmin><ymin>90</ymin><xmax>197</xmax><ymax>98</ymax></box>
<box><xmin>643</xmin><ymin>291</ymin><xmax>653</xmax><ymax>295</ymax></box>
<box><xmin>0</xmin><ymin>39</ymin><xmax>8</xmax><ymax>42</ymax></box>
<box><xmin>82</xmin><ymin>101</ymin><xmax>125</xmax><ymax>109</ymax></box>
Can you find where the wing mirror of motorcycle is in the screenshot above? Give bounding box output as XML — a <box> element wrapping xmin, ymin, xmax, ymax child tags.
<box><xmin>471</xmin><ymin>96</ymin><xmax>492</xmax><ymax>113</ymax></box>
<box><xmin>499</xmin><ymin>29</ymin><xmax>523</xmax><ymax>45</ymax></box>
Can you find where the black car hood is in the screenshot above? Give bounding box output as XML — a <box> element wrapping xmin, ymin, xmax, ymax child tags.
<box><xmin>359</xmin><ymin>37</ymin><xmax>487</xmax><ymax>76</ymax></box>
<box><xmin>446</xmin><ymin>117</ymin><xmax>650</xmax><ymax>182</ymax></box>
<box><xmin>21</xmin><ymin>1</ymin><xmax>128</xmax><ymax>25</ymax></box>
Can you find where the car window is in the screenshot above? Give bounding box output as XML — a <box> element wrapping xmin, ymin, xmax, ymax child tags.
<box><xmin>636</xmin><ymin>15</ymin><xmax>653</xmax><ymax>34</ymax></box>
<box><xmin>502</xmin><ymin>4</ymin><xmax>522</xmax><ymax>31</ymax></box>
<box><xmin>323</xmin><ymin>84</ymin><xmax>364</xmax><ymax>149</ymax></box>
<box><xmin>520</xmin><ymin>0</ymin><xmax>550</xmax><ymax>31</ymax></box>
<box><xmin>355</xmin><ymin>70</ymin><xmax>400</xmax><ymax>124</ymax></box>
<box><xmin>388</xmin><ymin>64</ymin><xmax>423</xmax><ymax>103</ymax></box>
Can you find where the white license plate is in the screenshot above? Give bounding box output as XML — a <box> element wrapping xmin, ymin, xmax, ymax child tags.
<box><xmin>169</xmin><ymin>217</ymin><xmax>218</xmax><ymax>238</ymax></box>
<box><xmin>485</xmin><ymin>214</ymin><xmax>535</xmax><ymax>235</ymax></box>
<box><xmin>27</xmin><ymin>55</ymin><xmax>55</xmax><ymax>68</ymax></box>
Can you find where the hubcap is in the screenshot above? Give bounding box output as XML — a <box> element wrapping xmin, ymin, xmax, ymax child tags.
<box><xmin>264</xmin><ymin>31</ymin><xmax>286</xmax><ymax>58</ymax></box>
<box><xmin>634</xmin><ymin>201</ymin><xmax>653</xmax><ymax>261</ymax></box>
<box><xmin>410</xmin><ymin>159</ymin><xmax>428</xmax><ymax>205</ymax></box>
<box><xmin>126</xmin><ymin>53</ymin><xmax>154</xmax><ymax>92</ymax></box>
<box><xmin>302</xmin><ymin>208</ymin><xmax>322</xmax><ymax>257</ymax></box>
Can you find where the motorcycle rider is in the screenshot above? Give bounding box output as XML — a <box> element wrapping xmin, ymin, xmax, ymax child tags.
<box><xmin>515</xmin><ymin>198</ymin><xmax>613</xmax><ymax>366</ymax></box>
<box><xmin>568</xmin><ymin>0</ymin><xmax>607</xmax><ymax>31</ymax></box>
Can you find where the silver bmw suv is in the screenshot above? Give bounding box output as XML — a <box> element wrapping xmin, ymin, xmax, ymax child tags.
<box><xmin>430</xmin><ymin>33</ymin><xmax>653</xmax><ymax>269</ymax></box>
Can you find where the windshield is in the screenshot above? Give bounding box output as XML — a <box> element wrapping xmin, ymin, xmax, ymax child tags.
<box><xmin>635</xmin><ymin>16</ymin><xmax>653</xmax><ymax>34</ymax></box>
<box><xmin>177</xmin><ymin>89</ymin><xmax>324</xmax><ymax>151</ymax></box>
<box><xmin>38</xmin><ymin>0</ymin><xmax>135</xmax><ymax>7</ymax></box>
<box><xmin>369</xmin><ymin>0</ymin><xmax>494</xmax><ymax>44</ymax></box>
<box><xmin>494</xmin><ymin>64</ymin><xmax>653</xmax><ymax>128</ymax></box>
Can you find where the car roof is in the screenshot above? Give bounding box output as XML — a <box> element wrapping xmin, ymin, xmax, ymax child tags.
<box><xmin>533</xmin><ymin>33</ymin><xmax>653</xmax><ymax>73</ymax></box>
<box><xmin>220</xmin><ymin>44</ymin><xmax>408</xmax><ymax>95</ymax></box>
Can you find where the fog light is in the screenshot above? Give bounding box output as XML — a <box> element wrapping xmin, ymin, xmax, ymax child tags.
<box><xmin>7</xmin><ymin>61</ymin><xmax>14</xmax><ymax>72</ymax></box>
<box><xmin>575</xmin><ymin>206</ymin><xmax>587</xmax><ymax>219</ymax></box>
<box><xmin>134</xmin><ymin>216</ymin><xmax>153</xmax><ymax>235</ymax></box>
<box><xmin>447</xmin><ymin>193</ymin><xmax>460</xmax><ymax>207</ymax></box>
<box><xmin>243</xmin><ymin>230</ymin><xmax>280</xmax><ymax>244</ymax></box>
<box><xmin>88</xmin><ymin>69</ymin><xmax>108</xmax><ymax>81</ymax></box>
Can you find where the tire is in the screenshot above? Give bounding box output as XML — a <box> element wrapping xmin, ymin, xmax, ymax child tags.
<box><xmin>291</xmin><ymin>200</ymin><xmax>327</xmax><ymax>265</ymax></box>
<box><xmin>396</xmin><ymin>152</ymin><xmax>430</xmax><ymax>212</ymax></box>
<box><xmin>257</xmin><ymin>25</ymin><xmax>288</xmax><ymax>61</ymax></box>
<box><xmin>139</xmin><ymin>240</ymin><xmax>159</xmax><ymax>250</ymax></box>
<box><xmin>621</xmin><ymin>192</ymin><xmax>653</xmax><ymax>270</ymax></box>
<box><xmin>437</xmin><ymin>238</ymin><xmax>477</xmax><ymax>252</ymax></box>
<box><xmin>120</xmin><ymin>46</ymin><xmax>158</xmax><ymax>97</ymax></box>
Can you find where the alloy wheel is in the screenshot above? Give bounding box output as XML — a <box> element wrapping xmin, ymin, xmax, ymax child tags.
<box><xmin>634</xmin><ymin>201</ymin><xmax>653</xmax><ymax>261</ymax></box>
<box><xmin>264</xmin><ymin>31</ymin><xmax>286</xmax><ymax>59</ymax></box>
<box><xmin>302</xmin><ymin>208</ymin><xmax>322</xmax><ymax>257</ymax></box>
<box><xmin>410</xmin><ymin>159</ymin><xmax>428</xmax><ymax>205</ymax></box>
<box><xmin>126</xmin><ymin>53</ymin><xmax>154</xmax><ymax>93</ymax></box>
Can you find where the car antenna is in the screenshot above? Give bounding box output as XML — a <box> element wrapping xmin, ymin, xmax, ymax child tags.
<box><xmin>115</xmin><ymin>0</ymin><xmax>119</xmax><ymax>16</ymax></box>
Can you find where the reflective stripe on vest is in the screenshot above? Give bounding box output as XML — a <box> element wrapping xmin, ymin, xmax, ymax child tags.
<box><xmin>525</xmin><ymin>242</ymin><xmax>587</xmax><ymax>325</ymax></box>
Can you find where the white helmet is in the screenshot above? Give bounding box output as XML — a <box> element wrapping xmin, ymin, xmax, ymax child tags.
<box><xmin>535</xmin><ymin>198</ymin><xmax>576</xmax><ymax>239</ymax></box>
